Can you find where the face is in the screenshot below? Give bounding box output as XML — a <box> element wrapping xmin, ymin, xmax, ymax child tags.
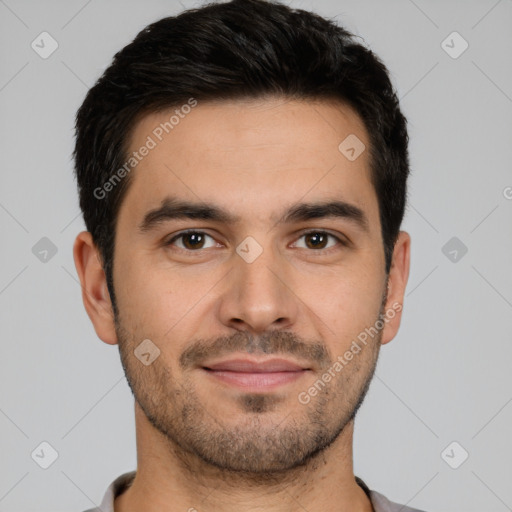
<box><xmin>87</xmin><ymin>97</ymin><xmax>408</xmax><ymax>474</ymax></box>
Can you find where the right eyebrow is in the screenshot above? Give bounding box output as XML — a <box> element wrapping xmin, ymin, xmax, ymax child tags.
<box><xmin>138</xmin><ymin>196</ymin><xmax>240</xmax><ymax>233</ymax></box>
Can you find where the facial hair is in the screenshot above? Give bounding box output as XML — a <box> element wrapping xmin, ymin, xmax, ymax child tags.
<box><xmin>115</xmin><ymin>294</ymin><xmax>386</xmax><ymax>481</ymax></box>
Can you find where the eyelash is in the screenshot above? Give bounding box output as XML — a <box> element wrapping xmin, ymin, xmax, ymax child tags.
<box><xmin>164</xmin><ymin>229</ymin><xmax>347</xmax><ymax>254</ymax></box>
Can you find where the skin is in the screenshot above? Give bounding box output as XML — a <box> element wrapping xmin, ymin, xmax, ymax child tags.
<box><xmin>73</xmin><ymin>96</ymin><xmax>410</xmax><ymax>512</ymax></box>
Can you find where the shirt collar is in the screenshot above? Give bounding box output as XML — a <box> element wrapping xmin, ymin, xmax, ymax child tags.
<box><xmin>94</xmin><ymin>471</ymin><xmax>424</xmax><ymax>512</ymax></box>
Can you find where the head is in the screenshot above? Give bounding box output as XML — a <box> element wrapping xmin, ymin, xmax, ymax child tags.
<box><xmin>73</xmin><ymin>0</ymin><xmax>410</xmax><ymax>476</ymax></box>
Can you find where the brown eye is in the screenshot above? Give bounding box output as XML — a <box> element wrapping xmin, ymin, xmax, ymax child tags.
<box><xmin>166</xmin><ymin>231</ymin><xmax>216</xmax><ymax>250</ymax></box>
<box><xmin>182</xmin><ymin>232</ymin><xmax>205</xmax><ymax>249</ymax></box>
<box><xmin>304</xmin><ymin>232</ymin><xmax>329</xmax><ymax>249</ymax></box>
<box><xmin>294</xmin><ymin>231</ymin><xmax>341</xmax><ymax>250</ymax></box>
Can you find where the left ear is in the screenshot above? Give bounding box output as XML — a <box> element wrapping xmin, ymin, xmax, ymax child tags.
<box><xmin>381</xmin><ymin>231</ymin><xmax>411</xmax><ymax>345</ymax></box>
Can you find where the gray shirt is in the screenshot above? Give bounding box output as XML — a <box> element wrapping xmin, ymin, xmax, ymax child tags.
<box><xmin>83</xmin><ymin>471</ymin><xmax>427</xmax><ymax>512</ymax></box>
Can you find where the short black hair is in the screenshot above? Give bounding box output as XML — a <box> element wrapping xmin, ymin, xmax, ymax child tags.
<box><xmin>74</xmin><ymin>0</ymin><xmax>409</xmax><ymax>315</ymax></box>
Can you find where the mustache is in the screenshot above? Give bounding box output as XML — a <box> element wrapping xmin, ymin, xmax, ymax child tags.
<box><xmin>179</xmin><ymin>330</ymin><xmax>331</xmax><ymax>371</ymax></box>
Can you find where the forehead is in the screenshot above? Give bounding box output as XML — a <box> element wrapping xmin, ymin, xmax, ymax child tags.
<box><xmin>118</xmin><ymin>97</ymin><xmax>379</xmax><ymax>232</ymax></box>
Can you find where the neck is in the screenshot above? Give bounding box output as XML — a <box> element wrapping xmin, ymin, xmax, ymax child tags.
<box><xmin>114</xmin><ymin>403</ymin><xmax>373</xmax><ymax>512</ymax></box>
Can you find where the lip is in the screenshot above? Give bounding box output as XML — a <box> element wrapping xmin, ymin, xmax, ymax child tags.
<box><xmin>203</xmin><ymin>358</ymin><xmax>308</xmax><ymax>372</ymax></box>
<box><xmin>201</xmin><ymin>357</ymin><xmax>310</xmax><ymax>391</ymax></box>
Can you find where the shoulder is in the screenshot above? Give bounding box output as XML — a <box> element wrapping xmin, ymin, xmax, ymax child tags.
<box><xmin>356</xmin><ymin>476</ymin><xmax>427</xmax><ymax>512</ymax></box>
<box><xmin>80</xmin><ymin>471</ymin><xmax>136</xmax><ymax>512</ymax></box>
<box><xmin>369</xmin><ymin>488</ymin><xmax>428</xmax><ymax>512</ymax></box>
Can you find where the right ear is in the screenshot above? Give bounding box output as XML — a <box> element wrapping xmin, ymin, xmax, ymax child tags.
<box><xmin>73</xmin><ymin>231</ymin><xmax>118</xmax><ymax>345</ymax></box>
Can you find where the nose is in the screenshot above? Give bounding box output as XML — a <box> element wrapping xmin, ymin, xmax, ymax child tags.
<box><xmin>217</xmin><ymin>241</ymin><xmax>299</xmax><ymax>334</ymax></box>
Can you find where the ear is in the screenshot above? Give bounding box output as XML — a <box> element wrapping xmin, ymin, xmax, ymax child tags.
<box><xmin>73</xmin><ymin>231</ymin><xmax>118</xmax><ymax>345</ymax></box>
<box><xmin>381</xmin><ymin>231</ymin><xmax>411</xmax><ymax>345</ymax></box>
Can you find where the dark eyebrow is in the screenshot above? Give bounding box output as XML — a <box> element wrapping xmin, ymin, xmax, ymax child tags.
<box><xmin>281</xmin><ymin>200</ymin><xmax>369</xmax><ymax>233</ymax></box>
<box><xmin>138</xmin><ymin>196</ymin><xmax>369</xmax><ymax>234</ymax></box>
<box><xmin>138</xmin><ymin>197</ymin><xmax>239</xmax><ymax>233</ymax></box>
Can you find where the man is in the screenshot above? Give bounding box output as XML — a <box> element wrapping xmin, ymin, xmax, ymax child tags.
<box><xmin>73</xmin><ymin>0</ymin><xmax>421</xmax><ymax>510</ymax></box>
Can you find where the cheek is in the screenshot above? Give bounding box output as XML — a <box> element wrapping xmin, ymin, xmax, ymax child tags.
<box><xmin>115</xmin><ymin>256</ymin><xmax>219</xmax><ymax>355</ymax></box>
<box><xmin>113</xmin><ymin>256</ymin><xmax>176</xmax><ymax>344</ymax></box>
<box><xmin>298</xmin><ymin>265</ymin><xmax>384</xmax><ymax>346</ymax></box>
<box><xmin>115</xmin><ymin>249</ymin><xmax>185</xmax><ymax>315</ymax></box>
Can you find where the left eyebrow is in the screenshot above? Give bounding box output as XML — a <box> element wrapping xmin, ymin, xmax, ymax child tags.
<box><xmin>138</xmin><ymin>196</ymin><xmax>369</xmax><ymax>234</ymax></box>
<box><xmin>278</xmin><ymin>200</ymin><xmax>369</xmax><ymax>233</ymax></box>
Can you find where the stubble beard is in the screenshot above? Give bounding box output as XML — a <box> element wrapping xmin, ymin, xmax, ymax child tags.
<box><xmin>115</xmin><ymin>306</ymin><xmax>384</xmax><ymax>481</ymax></box>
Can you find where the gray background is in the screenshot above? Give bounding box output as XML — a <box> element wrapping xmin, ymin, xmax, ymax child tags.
<box><xmin>1</xmin><ymin>0</ymin><xmax>511</xmax><ymax>511</ymax></box>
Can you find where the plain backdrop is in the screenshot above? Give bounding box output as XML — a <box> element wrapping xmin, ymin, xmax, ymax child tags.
<box><xmin>1</xmin><ymin>1</ymin><xmax>511</xmax><ymax>511</ymax></box>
